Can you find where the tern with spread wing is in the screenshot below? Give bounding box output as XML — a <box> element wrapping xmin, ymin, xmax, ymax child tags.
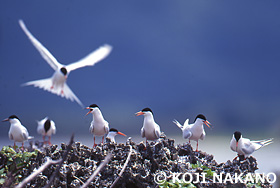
<box><xmin>2</xmin><ymin>115</ymin><xmax>34</xmax><ymax>150</ymax></box>
<box><xmin>173</xmin><ymin>114</ymin><xmax>211</xmax><ymax>152</ymax></box>
<box><xmin>136</xmin><ymin>108</ymin><xmax>161</xmax><ymax>146</ymax></box>
<box><xmin>230</xmin><ymin>131</ymin><xmax>273</xmax><ymax>159</ymax></box>
<box><xmin>85</xmin><ymin>104</ymin><xmax>109</xmax><ymax>147</ymax></box>
<box><xmin>19</xmin><ymin>20</ymin><xmax>112</xmax><ymax>107</ymax></box>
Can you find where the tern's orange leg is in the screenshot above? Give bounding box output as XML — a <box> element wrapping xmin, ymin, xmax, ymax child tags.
<box><xmin>195</xmin><ymin>141</ymin><xmax>199</xmax><ymax>152</ymax></box>
<box><xmin>101</xmin><ymin>136</ymin><xmax>104</xmax><ymax>144</ymax></box>
<box><xmin>13</xmin><ymin>142</ymin><xmax>16</xmax><ymax>150</ymax></box>
<box><xmin>21</xmin><ymin>142</ymin><xmax>24</xmax><ymax>151</ymax></box>
<box><xmin>93</xmin><ymin>136</ymin><xmax>97</xmax><ymax>147</ymax></box>
<box><xmin>43</xmin><ymin>135</ymin><xmax>46</xmax><ymax>145</ymax></box>
<box><xmin>48</xmin><ymin>136</ymin><xmax>51</xmax><ymax>146</ymax></box>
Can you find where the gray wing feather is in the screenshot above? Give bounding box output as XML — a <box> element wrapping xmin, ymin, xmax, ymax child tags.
<box><xmin>154</xmin><ymin>125</ymin><xmax>161</xmax><ymax>139</ymax></box>
<box><xmin>183</xmin><ymin>130</ymin><xmax>192</xmax><ymax>139</ymax></box>
<box><xmin>141</xmin><ymin>127</ymin><xmax>145</xmax><ymax>138</ymax></box>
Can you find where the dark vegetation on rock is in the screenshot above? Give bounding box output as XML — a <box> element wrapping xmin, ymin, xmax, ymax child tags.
<box><xmin>0</xmin><ymin>134</ymin><xmax>273</xmax><ymax>188</ymax></box>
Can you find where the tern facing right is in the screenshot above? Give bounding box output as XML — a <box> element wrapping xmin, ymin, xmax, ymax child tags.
<box><xmin>136</xmin><ymin>108</ymin><xmax>161</xmax><ymax>146</ymax></box>
<box><xmin>85</xmin><ymin>104</ymin><xmax>109</xmax><ymax>147</ymax></box>
<box><xmin>230</xmin><ymin>131</ymin><xmax>273</xmax><ymax>159</ymax></box>
<box><xmin>173</xmin><ymin>114</ymin><xmax>211</xmax><ymax>152</ymax></box>
<box><xmin>37</xmin><ymin>117</ymin><xmax>56</xmax><ymax>145</ymax></box>
<box><xmin>2</xmin><ymin>115</ymin><xmax>33</xmax><ymax>150</ymax></box>
<box><xmin>106</xmin><ymin>128</ymin><xmax>126</xmax><ymax>143</ymax></box>
<box><xmin>19</xmin><ymin>20</ymin><xmax>112</xmax><ymax>107</ymax></box>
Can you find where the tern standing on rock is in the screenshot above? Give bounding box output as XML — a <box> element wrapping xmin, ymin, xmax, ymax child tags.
<box><xmin>173</xmin><ymin>114</ymin><xmax>211</xmax><ymax>152</ymax></box>
<box><xmin>106</xmin><ymin>128</ymin><xmax>126</xmax><ymax>143</ymax></box>
<box><xmin>37</xmin><ymin>117</ymin><xmax>56</xmax><ymax>145</ymax></box>
<box><xmin>19</xmin><ymin>20</ymin><xmax>112</xmax><ymax>107</ymax></box>
<box><xmin>2</xmin><ymin>115</ymin><xmax>34</xmax><ymax>150</ymax></box>
<box><xmin>86</xmin><ymin>104</ymin><xmax>109</xmax><ymax>147</ymax></box>
<box><xmin>230</xmin><ymin>131</ymin><xmax>273</xmax><ymax>159</ymax></box>
<box><xmin>136</xmin><ymin>108</ymin><xmax>161</xmax><ymax>146</ymax></box>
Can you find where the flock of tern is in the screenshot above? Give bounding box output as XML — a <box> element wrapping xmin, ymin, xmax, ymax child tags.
<box><xmin>2</xmin><ymin>20</ymin><xmax>274</xmax><ymax>160</ymax></box>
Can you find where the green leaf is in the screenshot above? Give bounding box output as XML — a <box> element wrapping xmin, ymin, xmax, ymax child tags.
<box><xmin>0</xmin><ymin>178</ymin><xmax>5</xmax><ymax>185</ymax></box>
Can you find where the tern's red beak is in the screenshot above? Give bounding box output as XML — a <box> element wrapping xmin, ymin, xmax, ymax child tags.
<box><xmin>117</xmin><ymin>132</ymin><xmax>126</xmax><ymax>137</ymax></box>
<box><xmin>204</xmin><ymin>120</ymin><xmax>212</xmax><ymax>128</ymax></box>
<box><xmin>85</xmin><ymin>107</ymin><xmax>92</xmax><ymax>116</ymax></box>
<box><xmin>236</xmin><ymin>142</ymin><xmax>238</xmax><ymax>150</ymax></box>
<box><xmin>2</xmin><ymin>118</ymin><xmax>9</xmax><ymax>122</ymax></box>
<box><xmin>135</xmin><ymin>111</ymin><xmax>144</xmax><ymax>116</ymax></box>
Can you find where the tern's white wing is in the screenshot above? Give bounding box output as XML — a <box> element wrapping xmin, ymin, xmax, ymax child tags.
<box><xmin>173</xmin><ymin>119</ymin><xmax>183</xmax><ymax>129</ymax></box>
<box><xmin>23</xmin><ymin>78</ymin><xmax>83</xmax><ymax>107</ymax></box>
<box><xmin>63</xmin><ymin>84</ymin><xmax>84</xmax><ymax>107</ymax></box>
<box><xmin>66</xmin><ymin>44</ymin><xmax>112</xmax><ymax>72</ymax></box>
<box><xmin>51</xmin><ymin>121</ymin><xmax>56</xmax><ymax>135</ymax></box>
<box><xmin>19</xmin><ymin>20</ymin><xmax>62</xmax><ymax>70</ymax></box>
<box><xmin>241</xmin><ymin>139</ymin><xmax>255</xmax><ymax>156</ymax></box>
<box><xmin>154</xmin><ymin>124</ymin><xmax>161</xmax><ymax>139</ymax></box>
<box><xmin>141</xmin><ymin>127</ymin><xmax>145</xmax><ymax>138</ymax></box>
<box><xmin>251</xmin><ymin>138</ymin><xmax>273</xmax><ymax>150</ymax></box>
<box><xmin>183</xmin><ymin>119</ymin><xmax>190</xmax><ymax>128</ymax></box>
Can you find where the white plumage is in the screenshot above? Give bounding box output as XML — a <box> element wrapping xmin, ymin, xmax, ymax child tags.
<box><xmin>37</xmin><ymin>117</ymin><xmax>56</xmax><ymax>145</ymax></box>
<box><xmin>86</xmin><ymin>104</ymin><xmax>109</xmax><ymax>147</ymax></box>
<box><xmin>173</xmin><ymin>114</ymin><xmax>211</xmax><ymax>152</ymax></box>
<box><xmin>2</xmin><ymin>115</ymin><xmax>33</xmax><ymax>150</ymax></box>
<box><xmin>136</xmin><ymin>108</ymin><xmax>161</xmax><ymax>146</ymax></box>
<box><xmin>19</xmin><ymin>20</ymin><xmax>112</xmax><ymax>107</ymax></box>
<box><xmin>230</xmin><ymin>131</ymin><xmax>273</xmax><ymax>158</ymax></box>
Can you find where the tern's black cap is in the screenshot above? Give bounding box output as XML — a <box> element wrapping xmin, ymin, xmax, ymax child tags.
<box><xmin>141</xmin><ymin>108</ymin><xmax>153</xmax><ymax>114</ymax></box>
<box><xmin>109</xmin><ymin>128</ymin><xmax>118</xmax><ymax>132</ymax></box>
<box><xmin>9</xmin><ymin>115</ymin><xmax>20</xmax><ymax>120</ymax></box>
<box><xmin>234</xmin><ymin>131</ymin><xmax>242</xmax><ymax>142</ymax></box>
<box><xmin>89</xmin><ymin>104</ymin><xmax>99</xmax><ymax>108</ymax></box>
<box><xmin>60</xmin><ymin>67</ymin><xmax>67</xmax><ymax>76</ymax></box>
<box><xmin>44</xmin><ymin>119</ymin><xmax>51</xmax><ymax>132</ymax></box>
<box><xmin>195</xmin><ymin>114</ymin><xmax>207</xmax><ymax>121</ymax></box>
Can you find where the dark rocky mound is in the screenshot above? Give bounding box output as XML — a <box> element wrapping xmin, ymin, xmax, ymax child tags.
<box><xmin>0</xmin><ymin>134</ymin><xmax>273</xmax><ymax>188</ymax></box>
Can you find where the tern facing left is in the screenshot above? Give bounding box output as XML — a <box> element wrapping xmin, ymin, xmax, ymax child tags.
<box><xmin>37</xmin><ymin>117</ymin><xmax>56</xmax><ymax>145</ymax></box>
<box><xmin>2</xmin><ymin>115</ymin><xmax>34</xmax><ymax>150</ymax></box>
<box><xmin>173</xmin><ymin>114</ymin><xmax>211</xmax><ymax>152</ymax></box>
<box><xmin>19</xmin><ymin>20</ymin><xmax>112</xmax><ymax>107</ymax></box>
<box><xmin>86</xmin><ymin>104</ymin><xmax>109</xmax><ymax>147</ymax></box>
<box><xmin>106</xmin><ymin>128</ymin><xmax>126</xmax><ymax>143</ymax></box>
<box><xmin>136</xmin><ymin>108</ymin><xmax>161</xmax><ymax>146</ymax></box>
<box><xmin>230</xmin><ymin>131</ymin><xmax>273</xmax><ymax>159</ymax></box>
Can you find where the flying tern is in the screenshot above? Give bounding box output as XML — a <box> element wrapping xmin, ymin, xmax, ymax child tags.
<box><xmin>230</xmin><ymin>131</ymin><xmax>273</xmax><ymax>159</ymax></box>
<box><xmin>136</xmin><ymin>108</ymin><xmax>161</xmax><ymax>146</ymax></box>
<box><xmin>106</xmin><ymin>128</ymin><xmax>126</xmax><ymax>143</ymax></box>
<box><xmin>37</xmin><ymin>117</ymin><xmax>56</xmax><ymax>145</ymax></box>
<box><xmin>85</xmin><ymin>104</ymin><xmax>109</xmax><ymax>147</ymax></box>
<box><xmin>173</xmin><ymin>114</ymin><xmax>211</xmax><ymax>152</ymax></box>
<box><xmin>2</xmin><ymin>115</ymin><xmax>34</xmax><ymax>150</ymax></box>
<box><xmin>19</xmin><ymin>20</ymin><xmax>112</xmax><ymax>107</ymax></box>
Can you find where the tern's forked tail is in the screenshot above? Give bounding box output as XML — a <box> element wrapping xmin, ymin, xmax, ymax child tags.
<box><xmin>22</xmin><ymin>78</ymin><xmax>84</xmax><ymax>108</ymax></box>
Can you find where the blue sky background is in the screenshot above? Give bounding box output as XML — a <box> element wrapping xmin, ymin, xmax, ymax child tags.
<box><xmin>1</xmin><ymin>1</ymin><xmax>280</xmax><ymax>141</ymax></box>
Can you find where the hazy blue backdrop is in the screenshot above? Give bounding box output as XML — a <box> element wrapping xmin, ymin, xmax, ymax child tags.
<box><xmin>1</xmin><ymin>1</ymin><xmax>280</xmax><ymax>142</ymax></box>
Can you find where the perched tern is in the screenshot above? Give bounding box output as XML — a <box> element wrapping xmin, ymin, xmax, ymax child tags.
<box><xmin>136</xmin><ymin>108</ymin><xmax>161</xmax><ymax>146</ymax></box>
<box><xmin>85</xmin><ymin>104</ymin><xmax>109</xmax><ymax>147</ymax></box>
<box><xmin>19</xmin><ymin>20</ymin><xmax>112</xmax><ymax>107</ymax></box>
<box><xmin>173</xmin><ymin>114</ymin><xmax>211</xmax><ymax>152</ymax></box>
<box><xmin>2</xmin><ymin>115</ymin><xmax>34</xmax><ymax>150</ymax></box>
<box><xmin>37</xmin><ymin>117</ymin><xmax>56</xmax><ymax>145</ymax></box>
<box><xmin>230</xmin><ymin>131</ymin><xmax>273</xmax><ymax>159</ymax></box>
<box><xmin>106</xmin><ymin>128</ymin><xmax>126</xmax><ymax>143</ymax></box>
